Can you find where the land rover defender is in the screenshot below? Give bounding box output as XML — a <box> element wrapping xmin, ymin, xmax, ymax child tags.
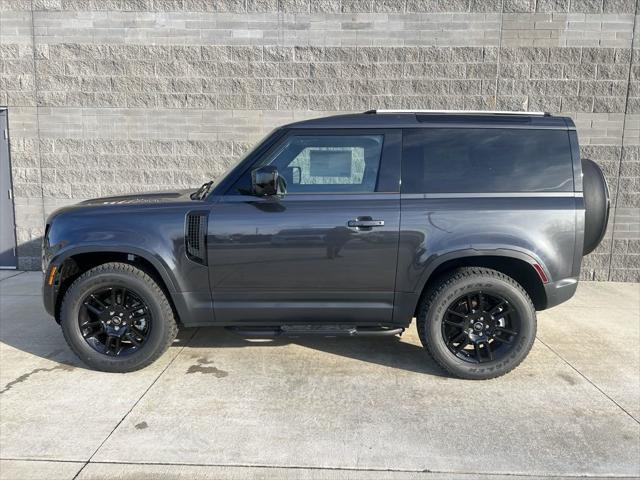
<box><xmin>42</xmin><ymin>110</ymin><xmax>610</xmax><ymax>379</ymax></box>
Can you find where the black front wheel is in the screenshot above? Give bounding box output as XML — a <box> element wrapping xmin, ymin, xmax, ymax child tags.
<box><xmin>78</xmin><ymin>285</ymin><xmax>152</xmax><ymax>357</ymax></box>
<box><xmin>60</xmin><ymin>262</ymin><xmax>178</xmax><ymax>372</ymax></box>
<box><xmin>417</xmin><ymin>267</ymin><xmax>536</xmax><ymax>380</ymax></box>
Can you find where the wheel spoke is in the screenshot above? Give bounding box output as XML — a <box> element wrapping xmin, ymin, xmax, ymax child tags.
<box><xmin>495</xmin><ymin>326</ymin><xmax>518</xmax><ymax>336</ymax></box>
<box><xmin>492</xmin><ymin>334</ymin><xmax>513</xmax><ymax>345</ymax></box>
<box><xmin>466</xmin><ymin>295</ymin><xmax>474</xmax><ymax>314</ymax></box>
<box><xmin>127</xmin><ymin>301</ymin><xmax>141</xmax><ymax>314</ymax></box>
<box><xmin>483</xmin><ymin>341</ymin><xmax>493</xmax><ymax>361</ymax></box>
<box><xmin>113</xmin><ymin>337</ymin><xmax>121</xmax><ymax>355</ymax></box>
<box><xmin>446</xmin><ymin>308</ymin><xmax>466</xmax><ymax>319</ymax></box>
<box><xmin>444</xmin><ymin>318</ymin><xmax>465</xmax><ymax>328</ymax></box>
<box><xmin>120</xmin><ymin>288</ymin><xmax>129</xmax><ymax>308</ymax></box>
<box><xmin>447</xmin><ymin>331</ymin><xmax>467</xmax><ymax>347</ymax></box>
<box><xmin>488</xmin><ymin>301</ymin><xmax>506</xmax><ymax>316</ymax></box>
<box><xmin>81</xmin><ymin>321</ymin><xmax>102</xmax><ymax>338</ymax></box>
<box><xmin>126</xmin><ymin>332</ymin><xmax>142</xmax><ymax>347</ymax></box>
<box><xmin>83</xmin><ymin>302</ymin><xmax>102</xmax><ymax>316</ymax></box>
<box><xmin>116</xmin><ymin>288</ymin><xmax>125</xmax><ymax>306</ymax></box>
<box><xmin>474</xmin><ymin>342</ymin><xmax>482</xmax><ymax>362</ymax></box>
<box><xmin>81</xmin><ymin>320</ymin><xmax>102</xmax><ymax>329</ymax></box>
<box><xmin>128</xmin><ymin>307</ymin><xmax>146</xmax><ymax>318</ymax></box>
<box><xmin>104</xmin><ymin>335</ymin><xmax>114</xmax><ymax>355</ymax></box>
<box><xmin>454</xmin><ymin>337</ymin><xmax>470</xmax><ymax>353</ymax></box>
<box><xmin>90</xmin><ymin>294</ymin><xmax>107</xmax><ymax>309</ymax></box>
<box><xmin>478</xmin><ymin>292</ymin><xmax>486</xmax><ymax>311</ymax></box>
<box><xmin>130</xmin><ymin>326</ymin><xmax>147</xmax><ymax>341</ymax></box>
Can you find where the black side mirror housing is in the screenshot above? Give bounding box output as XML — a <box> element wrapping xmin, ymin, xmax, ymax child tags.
<box><xmin>252</xmin><ymin>166</ymin><xmax>285</xmax><ymax>196</ymax></box>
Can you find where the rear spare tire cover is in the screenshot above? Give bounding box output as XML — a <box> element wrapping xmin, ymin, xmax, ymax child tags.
<box><xmin>582</xmin><ymin>158</ymin><xmax>610</xmax><ymax>255</ymax></box>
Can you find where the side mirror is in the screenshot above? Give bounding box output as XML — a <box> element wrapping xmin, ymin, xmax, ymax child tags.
<box><xmin>251</xmin><ymin>166</ymin><xmax>285</xmax><ymax>196</ymax></box>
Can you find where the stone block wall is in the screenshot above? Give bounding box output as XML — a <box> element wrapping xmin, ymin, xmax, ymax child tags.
<box><xmin>0</xmin><ymin>0</ymin><xmax>638</xmax><ymax>281</ymax></box>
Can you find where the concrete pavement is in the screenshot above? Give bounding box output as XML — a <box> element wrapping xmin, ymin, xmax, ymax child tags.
<box><xmin>1</xmin><ymin>272</ymin><xmax>638</xmax><ymax>479</ymax></box>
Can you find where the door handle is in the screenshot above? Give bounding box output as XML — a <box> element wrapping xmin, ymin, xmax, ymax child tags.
<box><xmin>348</xmin><ymin>219</ymin><xmax>384</xmax><ymax>228</ymax></box>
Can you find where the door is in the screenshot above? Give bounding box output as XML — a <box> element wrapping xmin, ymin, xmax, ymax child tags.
<box><xmin>208</xmin><ymin>129</ymin><xmax>401</xmax><ymax>324</ymax></box>
<box><xmin>0</xmin><ymin>110</ymin><xmax>17</xmax><ymax>269</ymax></box>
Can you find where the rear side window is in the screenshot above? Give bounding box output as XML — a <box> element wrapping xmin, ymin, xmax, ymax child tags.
<box><xmin>402</xmin><ymin>128</ymin><xmax>573</xmax><ymax>194</ymax></box>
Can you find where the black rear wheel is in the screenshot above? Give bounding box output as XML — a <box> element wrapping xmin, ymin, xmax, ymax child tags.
<box><xmin>60</xmin><ymin>262</ymin><xmax>177</xmax><ymax>372</ymax></box>
<box><xmin>417</xmin><ymin>267</ymin><xmax>536</xmax><ymax>380</ymax></box>
<box><xmin>442</xmin><ymin>291</ymin><xmax>520</xmax><ymax>365</ymax></box>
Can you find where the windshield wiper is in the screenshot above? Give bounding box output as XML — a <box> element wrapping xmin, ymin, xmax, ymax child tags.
<box><xmin>191</xmin><ymin>181</ymin><xmax>213</xmax><ymax>200</ymax></box>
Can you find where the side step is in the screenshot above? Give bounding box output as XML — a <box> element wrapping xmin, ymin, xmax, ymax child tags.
<box><xmin>226</xmin><ymin>325</ymin><xmax>404</xmax><ymax>338</ymax></box>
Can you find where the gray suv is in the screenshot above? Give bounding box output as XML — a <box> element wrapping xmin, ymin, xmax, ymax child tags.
<box><xmin>42</xmin><ymin>110</ymin><xmax>610</xmax><ymax>379</ymax></box>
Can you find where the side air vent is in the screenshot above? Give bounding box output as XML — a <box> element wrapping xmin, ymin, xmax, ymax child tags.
<box><xmin>185</xmin><ymin>212</ymin><xmax>208</xmax><ymax>264</ymax></box>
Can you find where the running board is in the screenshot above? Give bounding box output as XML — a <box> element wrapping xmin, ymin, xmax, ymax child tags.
<box><xmin>226</xmin><ymin>325</ymin><xmax>404</xmax><ymax>338</ymax></box>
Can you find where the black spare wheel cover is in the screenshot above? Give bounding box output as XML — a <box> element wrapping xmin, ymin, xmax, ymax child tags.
<box><xmin>582</xmin><ymin>158</ymin><xmax>610</xmax><ymax>255</ymax></box>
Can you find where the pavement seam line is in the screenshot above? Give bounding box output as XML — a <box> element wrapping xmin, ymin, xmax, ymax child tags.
<box><xmin>71</xmin><ymin>328</ymin><xmax>199</xmax><ymax>480</ymax></box>
<box><xmin>5</xmin><ymin>458</ymin><xmax>639</xmax><ymax>479</ymax></box>
<box><xmin>536</xmin><ymin>336</ymin><xmax>639</xmax><ymax>425</ymax></box>
<box><xmin>0</xmin><ymin>271</ymin><xmax>27</xmax><ymax>283</ymax></box>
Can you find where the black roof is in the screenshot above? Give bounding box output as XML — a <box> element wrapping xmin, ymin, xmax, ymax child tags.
<box><xmin>283</xmin><ymin>111</ymin><xmax>574</xmax><ymax>130</ymax></box>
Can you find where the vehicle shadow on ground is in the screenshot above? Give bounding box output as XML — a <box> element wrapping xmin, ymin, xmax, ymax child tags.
<box><xmin>182</xmin><ymin>326</ymin><xmax>448</xmax><ymax>377</ymax></box>
<box><xmin>0</xmin><ymin>314</ymin><xmax>446</xmax><ymax>377</ymax></box>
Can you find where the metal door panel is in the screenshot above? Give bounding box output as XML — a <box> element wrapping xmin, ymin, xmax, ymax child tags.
<box><xmin>0</xmin><ymin>110</ymin><xmax>17</xmax><ymax>269</ymax></box>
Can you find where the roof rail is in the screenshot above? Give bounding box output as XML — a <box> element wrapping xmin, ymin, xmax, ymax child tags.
<box><xmin>363</xmin><ymin>109</ymin><xmax>549</xmax><ymax>116</ymax></box>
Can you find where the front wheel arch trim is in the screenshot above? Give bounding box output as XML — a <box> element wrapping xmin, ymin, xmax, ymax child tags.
<box><xmin>49</xmin><ymin>246</ymin><xmax>181</xmax><ymax>324</ymax></box>
<box><xmin>51</xmin><ymin>245</ymin><xmax>178</xmax><ymax>294</ymax></box>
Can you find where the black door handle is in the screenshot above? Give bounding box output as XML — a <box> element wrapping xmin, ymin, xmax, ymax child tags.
<box><xmin>348</xmin><ymin>219</ymin><xmax>385</xmax><ymax>228</ymax></box>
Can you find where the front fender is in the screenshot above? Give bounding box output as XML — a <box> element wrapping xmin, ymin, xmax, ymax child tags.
<box><xmin>42</xmin><ymin>204</ymin><xmax>213</xmax><ymax>325</ymax></box>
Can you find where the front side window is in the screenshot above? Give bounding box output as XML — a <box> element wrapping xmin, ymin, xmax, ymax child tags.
<box><xmin>402</xmin><ymin>128</ymin><xmax>574</xmax><ymax>194</ymax></box>
<box><xmin>244</xmin><ymin>134</ymin><xmax>384</xmax><ymax>194</ymax></box>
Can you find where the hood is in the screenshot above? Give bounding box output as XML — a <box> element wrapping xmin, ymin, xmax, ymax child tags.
<box><xmin>46</xmin><ymin>189</ymin><xmax>197</xmax><ymax>225</ymax></box>
<box><xmin>79</xmin><ymin>189</ymin><xmax>194</xmax><ymax>206</ymax></box>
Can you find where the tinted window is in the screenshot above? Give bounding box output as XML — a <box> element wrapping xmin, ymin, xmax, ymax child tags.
<box><xmin>402</xmin><ymin>128</ymin><xmax>573</xmax><ymax>193</ymax></box>
<box><xmin>242</xmin><ymin>134</ymin><xmax>384</xmax><ymax>194</ymax></box>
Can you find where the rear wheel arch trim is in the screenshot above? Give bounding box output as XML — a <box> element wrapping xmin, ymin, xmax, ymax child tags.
<box><xmin>417</xmin><ymin>248</ymin><xmax>549</xmax><ymax>286</ymax></box>
<box><xmin>412</xmin><ymin>248</ymin><xmax>549</xmax><ymax>310</ymax></box>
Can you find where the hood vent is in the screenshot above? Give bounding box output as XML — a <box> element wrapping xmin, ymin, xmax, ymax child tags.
<box><xmin>185</xmin><ymin>212</ymin><xmax>208</xmax><ymax>264</ymax></box>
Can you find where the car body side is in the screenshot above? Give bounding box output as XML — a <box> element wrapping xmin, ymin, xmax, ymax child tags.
<box><xmin>43</xmin><ymin>114</ymin><xmax>584</xmax><ymax>328</ymax></box>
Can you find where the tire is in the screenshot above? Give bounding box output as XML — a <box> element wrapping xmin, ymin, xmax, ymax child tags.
<box><xmin>59</xmin><ymin>262</ymin><xmax>178</xmax><ymax>372</ymax></box>
<box><xmin>582</xmin><ymin>158</ymin><xmax>610</xmax><ymax>255</ymax></box>
<box><xmin>417</xmin><ymin>267</ymin><xmax>536</xmax><ymax>380</ymax></box>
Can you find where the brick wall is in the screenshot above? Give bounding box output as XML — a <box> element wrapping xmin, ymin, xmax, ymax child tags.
<box><xmin>0</xmin><ymin>0</ymin><xmax>638</xmax><ymax>282</ymax></box>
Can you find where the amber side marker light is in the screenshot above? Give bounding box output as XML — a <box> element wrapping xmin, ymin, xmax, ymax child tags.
<box><xmin>47</xmin><ymin>265</ymin><xmax>58</xmax><ymax>286</ymax></box>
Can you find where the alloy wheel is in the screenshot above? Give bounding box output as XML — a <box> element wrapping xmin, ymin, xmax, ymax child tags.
<box><xmin>441</xmin><ymin>291</ymin><xmax>519</xmax><ymax>364</ymax></box>
<box><xmin>78</xmin><ymin>286</ymin><xmax>152</xmax><ymax>357</ymax></box>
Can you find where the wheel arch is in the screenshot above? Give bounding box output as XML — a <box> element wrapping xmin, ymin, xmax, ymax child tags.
<box><xmin>413</xmin><ymin>250</ymin><xmax>548</xmax><ymax>316</ymax></box>
<box><xmin>51</xmin><ymin>247</ymin><xmax>179</xmax><ymax>324</ymax></box>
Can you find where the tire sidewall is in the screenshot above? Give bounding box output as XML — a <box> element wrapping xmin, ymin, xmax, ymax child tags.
<box><xmin>61</xmin><ymin>270</ymin><xmax>170</xmax><ymax>371</ymax></box>
<box><xmin>423</xmin><ymin>275</ymin><xmax>536</xmax><ymax>380</ymax></box>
